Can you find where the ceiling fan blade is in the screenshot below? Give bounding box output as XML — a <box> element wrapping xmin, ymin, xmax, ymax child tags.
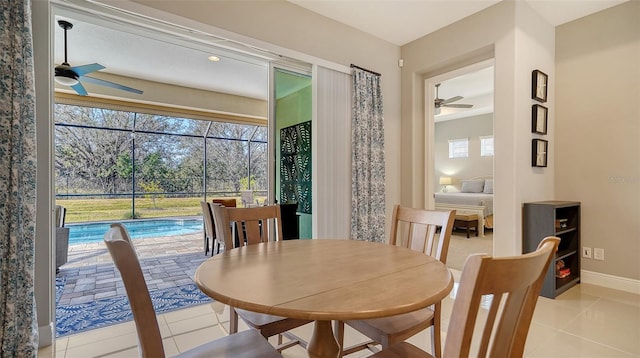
<box><xmin>80</xmin><ymin>75</ymin><xmax>143</xmax><ymax>95</ymax></box>
<box><xmin>441</xmin><ymin>96</ymin><xmax>464</xmax><ymax>105</ymax></box>
<box><xmin>443</xmin><ymin>103</ymin><xmax>473</xmax><ymax>108</ymax></box>
<box><xmin>70</xmin><ymin>63</ymin><xmax>105</xmax><ymax>76</ymax></box>
<box><xmin>71</xmin><ymin>82</ymin><xmax>88</xmax><ymax>96</ymax></box>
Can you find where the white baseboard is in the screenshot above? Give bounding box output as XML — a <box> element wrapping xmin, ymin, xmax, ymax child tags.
<box><xmin>581</xmin><ymin>270</ymin><xmax>640</xmax><ymax>294</ymax></box>
<box><xmin>38</xmin><ymin>323</ymin><xmax>53</xmax><ymax>348</ymax></box>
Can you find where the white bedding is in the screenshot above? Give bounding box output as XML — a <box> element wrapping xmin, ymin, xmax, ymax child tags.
<box><xmin>434</xmin><ymin>192</ymin><xmax>494</xmax><ymax>217</ymax></box>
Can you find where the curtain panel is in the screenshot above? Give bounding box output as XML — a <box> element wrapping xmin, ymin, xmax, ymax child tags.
<box><xmin>0</xmin><ymin>0</ymin><xmax>39</xmax><ymax>356</ymax></box>
<box><xmin>350</xmin><ymin>67</ymin><xmax>386</xmax><ymax>242</ymax></box>
<box><xmin>314</xmin><ymin>66</ymin><xmax>351</xmax><ymax>239</ymax></box>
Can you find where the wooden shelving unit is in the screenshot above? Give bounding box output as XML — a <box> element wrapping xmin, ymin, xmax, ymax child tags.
<box><xmin>523</xmin><ymin>201</ymin><xmax>580</xmax><ymax>298</ymax></box>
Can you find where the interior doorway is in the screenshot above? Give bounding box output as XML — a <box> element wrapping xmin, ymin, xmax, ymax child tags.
<box><xmin>425</xmin><ymin>59</ymin><xmax>495</xmax><ymax>268</ymax></box>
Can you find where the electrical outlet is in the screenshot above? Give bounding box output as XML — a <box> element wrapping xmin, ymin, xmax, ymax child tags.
<box><xmin>582</xmin><ymin>247</ymin><xmax>592</xmax><ymax>259</ymax></box>
<box><xmin>594</xmin><ymin>248</ymin><xmax>605</xmax><ymax>261</ymax></box>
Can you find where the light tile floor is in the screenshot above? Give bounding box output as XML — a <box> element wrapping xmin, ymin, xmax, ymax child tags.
<box><xmin>41</xmin><ymin>267</ymin><xmax>640</xmax><ymax>357</ymax></box>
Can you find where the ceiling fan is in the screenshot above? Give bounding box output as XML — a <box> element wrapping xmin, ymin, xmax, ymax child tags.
<box><xmin>55</xmin><ymin>20</ymin><xmax>143</xmax><ymax>96</ymax></box>
<box><xmin>434</xmin><ymin>83</ymin><xmax>472</xmax><ymax>114</ymax></box>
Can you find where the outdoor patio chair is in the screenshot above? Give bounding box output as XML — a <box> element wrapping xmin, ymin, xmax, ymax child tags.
<box><xmin>55</xmin><ymin>205</ymin><xmax>69</xmax><ymax>272</ymax></box>
<box><xmin>210</xmin><ymin>204</ymin><xmax>312</xmax><ymax>351</ymax></box>
<box><xmin>369</xmin><ymin>237</ymin><xmax>559</xmax><ymax>358</ymax></box>
<box><xmin>212</xmin><ymin>198</ymin><xmax>237</xmax><ymax>208</ymax></box>
<box><xmin>335</xmin><ymin>205</ymin><xmax>456</xmax><ymax>357</ymax></box>
<box><xmin>103</xmin><ymin>223</ymin><xmax>282</xmax><ymax>358</ymax></box>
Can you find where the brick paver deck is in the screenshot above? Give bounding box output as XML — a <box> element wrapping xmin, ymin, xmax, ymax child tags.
<box><xmin>57</xmin><ymin>232</ymin><xmax>210</xmax><ymax>306</ymax></box>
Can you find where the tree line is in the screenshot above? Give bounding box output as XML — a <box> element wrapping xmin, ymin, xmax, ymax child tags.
<box><xmin>54</xmin><ymin>104</ymin><xmax>267</xmax><ymax>198</ymax></box>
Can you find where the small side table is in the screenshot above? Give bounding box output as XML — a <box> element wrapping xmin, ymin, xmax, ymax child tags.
<box><xmin>454</xmin><ymin>213</ymin><xmax>479</xmax><ymax>238</ymax></box>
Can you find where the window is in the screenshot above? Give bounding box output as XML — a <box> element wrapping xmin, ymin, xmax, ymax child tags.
<box><xmin>480</xmin><ymin>135</ymin><xmax>494</xmax><ymax>157</ymax></box>
<box><xmin>448</xmin><ymin>138</ymin><xmax>469</xmax><ymax>158</ymax></box>
<box><xmin>54</xmin><ymin>103</ymin><xmax>267</xmax><ymax>221</ymax></box>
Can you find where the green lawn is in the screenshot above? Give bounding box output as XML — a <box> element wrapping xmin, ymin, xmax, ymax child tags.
<box><xmin>57</xmin><ymin>195</ymin><xmax>267</xmax><ymax>223</ymax></box>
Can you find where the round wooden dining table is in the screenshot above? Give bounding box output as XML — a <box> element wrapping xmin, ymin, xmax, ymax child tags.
<box><xmin>195</xmin><ymin>239</ymin><xmax>453</xmax><ymax>358</ymax></box>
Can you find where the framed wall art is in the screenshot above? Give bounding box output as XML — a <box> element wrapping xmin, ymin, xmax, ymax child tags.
<box><xmin>531</xmin><ymin>69</ymin><xmax>548</xmax><ymax>102</ymax></box>
<box><xmin>532</xmin><ymin>139</ymin><xmax>548</xmax><ymax>167</ymax></box>
<box><xmin>532</xmin><ymin>104</ymin><xmax>548</xmax><ymax>134</ymax></box>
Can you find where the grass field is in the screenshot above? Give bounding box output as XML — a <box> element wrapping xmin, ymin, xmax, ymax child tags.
<box><xmin>56</xmin><ymin>195</ymin><xmax>265</xmax><ymax>223</ymax></box>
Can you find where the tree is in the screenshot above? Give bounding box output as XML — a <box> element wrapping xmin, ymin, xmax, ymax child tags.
<box><xmin>54</xmin><ymin>104</ymin><xmax>267</xmax><ymax>200</ymax></box>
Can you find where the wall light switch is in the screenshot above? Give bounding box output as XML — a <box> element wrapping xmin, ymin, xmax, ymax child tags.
<box><xmin>594</xmin><ymin>248</ymin><xmax>605</xmax><ymax>261</ymax></box>
<box><xmin>582</xmin><ymin>247</ymin><xmax>592</xmax><ymax>259</ymax></box>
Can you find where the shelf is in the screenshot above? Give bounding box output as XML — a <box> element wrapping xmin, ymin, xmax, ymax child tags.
<box><xmin>557</xmin><ymin>249</ymin><xmax>577</xmax><ymax>261</ymax></box>
<box><xmin>555</xmin><ymin>227</ymin><xmax>577</xmax><ymax>235</ymax></box>
<box><xmin>555</xmin><ymin>275</ymin><xmax>580</xmax><ymax>295</ymax></box>
<box><xmin>523</xmin><ymin>201</ymin><xmax>580</xmax><ymax>299</ymax></box>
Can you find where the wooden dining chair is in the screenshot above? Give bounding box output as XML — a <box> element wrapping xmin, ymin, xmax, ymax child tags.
<box><xmin>102</xmin><ymin>223</ymin><xmax>282</xmax><ymax>358</ymax></box>
<box><xmin>200</xmin><ymin>201</ymin><xmax>218</xmax><ymax>256</ymax></box>
<box><xmin>210</xmin><ymin>204</ymin><xmax>312</xmax><ymax>351</ymax></box>
<box><xmin>369</xmin><ymin>236</ymin><xmax>560</xmax><ymax>358</ymax></box>
<box><xmin>335</xmin><ymin>204</ymin><xmax>456</xmax><ymax>357</ymax></box>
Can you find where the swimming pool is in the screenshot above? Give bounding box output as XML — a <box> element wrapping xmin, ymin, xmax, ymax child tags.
<box><xmin>67</xmin><ymin>218</ymin><xmax>203</xmax><ymax>245</ymax></box>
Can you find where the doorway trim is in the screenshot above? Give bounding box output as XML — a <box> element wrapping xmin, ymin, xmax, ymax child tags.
<box><xmin>424</xmin><ymin>59</ymin><xmax>494</xmax><ymax>248</ymax></box>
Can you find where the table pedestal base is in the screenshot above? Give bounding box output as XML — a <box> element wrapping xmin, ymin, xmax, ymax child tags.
<box><xmin>307</xmin><ymin>320</ymin><xmax>340</xmax><ymax>358</ymax></box>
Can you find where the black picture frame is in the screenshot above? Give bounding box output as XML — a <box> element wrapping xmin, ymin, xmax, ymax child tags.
<box><xmin>532</xmin><ymin>139</ymin><xmax>548</xmax><ymax>167</ymax></box>
<box><xmin>532</xmin><ymin>104</ymin><xmax>548</xmax><ymax>134</ymax></box>
<box><xmin>531</xmin><ymin>69</ymin><xmax>548</xmax><ymax>103</ymax></box>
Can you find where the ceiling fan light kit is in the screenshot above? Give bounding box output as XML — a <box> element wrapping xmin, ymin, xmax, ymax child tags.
<box><xmin>55</xmin><ymin>19</ymin><xmax>143</xmax><ymax>96</ymax></box>
<box><xmin>54</xmin><ymin>73</ymin><xmax>79</xmax><ymax>86</ymax></box>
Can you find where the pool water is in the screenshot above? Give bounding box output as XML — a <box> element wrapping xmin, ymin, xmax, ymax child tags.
<box><xmin>67</xmin><ymin>219</ymin><xmax>203</xmax><ymax>245</ymax></box>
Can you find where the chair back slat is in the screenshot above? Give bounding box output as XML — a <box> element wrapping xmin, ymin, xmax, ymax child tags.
<box><xmin>443</xmin><ymin>237</ymin><xmax>559</xmax><ymax>358</ymax></box>
<box><xmin>103</xmin><ymin>224</ymin><xmax>165</xmax><ymax>358</ymax></box>
<box><xmin>212</xmin><ymin>204</ymin><xmax>283</xmax><ymax>249</ymax></box>
<box><xmin>201</xmin><ymin>201</ymin><xmax>216</xmax><ymax>240</ymax></box>
<box><xmin>389</xmin><ymin>205</ymin><xmax>456</xmax><ymax>263</ymax></box>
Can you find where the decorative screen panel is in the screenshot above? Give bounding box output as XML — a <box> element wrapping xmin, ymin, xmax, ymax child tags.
<box><xmin>280</xmin><ymin>121</ymin><xmax>312</xmax><ymax>214</ymax></box>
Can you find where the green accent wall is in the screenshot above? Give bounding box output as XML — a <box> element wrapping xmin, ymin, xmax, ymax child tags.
<box><xmin>275</xmin><ymin>70</ymin><xmax>312</xmax><ymax>239</ymax></box>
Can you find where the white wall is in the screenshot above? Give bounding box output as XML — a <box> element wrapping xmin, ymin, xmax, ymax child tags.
<box><xmin>401</xmin><ymin>1</ymin><xmax>555</xmax><ymax>256</ymax></box>
<box><xmin>556</xmin><ymin>1</ymin><xmax>640</xmax><ymax>281</ymax></box>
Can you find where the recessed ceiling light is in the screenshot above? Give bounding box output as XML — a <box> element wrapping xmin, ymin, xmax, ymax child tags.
<box><xmin>208</xmin><ymin>55</ymin><xmax>220</xmax><ymax>62</ymax></box>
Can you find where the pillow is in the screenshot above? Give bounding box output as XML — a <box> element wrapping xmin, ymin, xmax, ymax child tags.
<box><xmin>483</xmin><ymin>179</ymin><xmax>494</xmax><ymax>194</ymax></box>
<box><xmin>461</xmin><ymin>179</ymin><xmax>485</xmax><ymax>193</ymax></box>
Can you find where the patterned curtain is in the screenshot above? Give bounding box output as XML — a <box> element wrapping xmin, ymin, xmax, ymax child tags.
<box><xmin>0</xmin><ymin>0</ymin><xmax>39</xmax><ymax>355</ymax></box>
<box><xmin>351</xmin><ymin>67</ymin><xmax>386</xmax><ymax>242</ymax></box>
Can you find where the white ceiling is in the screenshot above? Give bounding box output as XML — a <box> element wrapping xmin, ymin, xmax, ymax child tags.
<box><xmin>289</xmin><ymin>0</ymin><xmax>628</xmax><ymax>46</ymax></box>
<box><xmin>53</xmin><ymin>17</ymin><xmax>270</xmax><ymax>99</ymax></box>
<box><xmin>435</xmin><ymin>66</ymin><xmax>494</xmax><ymax>121</ymax></box>
<box><xmin>54</xmin><ymin>0</ymin><xmax>627</xmax><ymax>105</ymax></box>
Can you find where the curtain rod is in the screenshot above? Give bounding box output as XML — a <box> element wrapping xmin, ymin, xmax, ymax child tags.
<box><xmin>350</xmin><ymin>64</ymin><xmax>381</xmax><ymax>77</ymax></box>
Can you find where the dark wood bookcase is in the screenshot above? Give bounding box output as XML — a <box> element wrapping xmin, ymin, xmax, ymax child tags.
<box><xmin>523</xmin><ymin>201</ymin><xmax>580</xmax><ymax>298</ymax></box>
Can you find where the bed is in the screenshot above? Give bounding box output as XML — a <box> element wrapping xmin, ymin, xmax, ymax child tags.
<box><xmin>434</xmin><ymin>177</ymin><xmax>494</xmax><ymax>237</ymax></box>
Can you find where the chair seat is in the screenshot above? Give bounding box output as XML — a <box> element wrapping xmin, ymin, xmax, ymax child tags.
<box><xmin>174</xmin><ymin>329</ymin><xmax>282</xmax><ymax>358</ymax></box>
<box><xmin>368</xmin><ymin>342</ymin><xmax>432</xmax><ymax>358</ymax></box>
<box><xmin>345</xmin><ymin>307</ymin><xmax>435</xmax><ymax>345</ymax></box>
<box><xmin>236</xmin><ymin>308</ymin><xmax>311</xmax><ymax>338</ymax></box>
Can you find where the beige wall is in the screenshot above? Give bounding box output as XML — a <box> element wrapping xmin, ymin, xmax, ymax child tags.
<box><xmin>556</xmin><ymin>1</ymin><xmax>640</xmax><ymax>281</ymax></box>
<box><xmin>401</xmin><ymin>1</ymin><xmax>555</xmax><ymax>256</ymax></box>
<box><xmin>55</xmin><ymin>73</ymin><xmax>268</xmax><ymax>119</ymax></box>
